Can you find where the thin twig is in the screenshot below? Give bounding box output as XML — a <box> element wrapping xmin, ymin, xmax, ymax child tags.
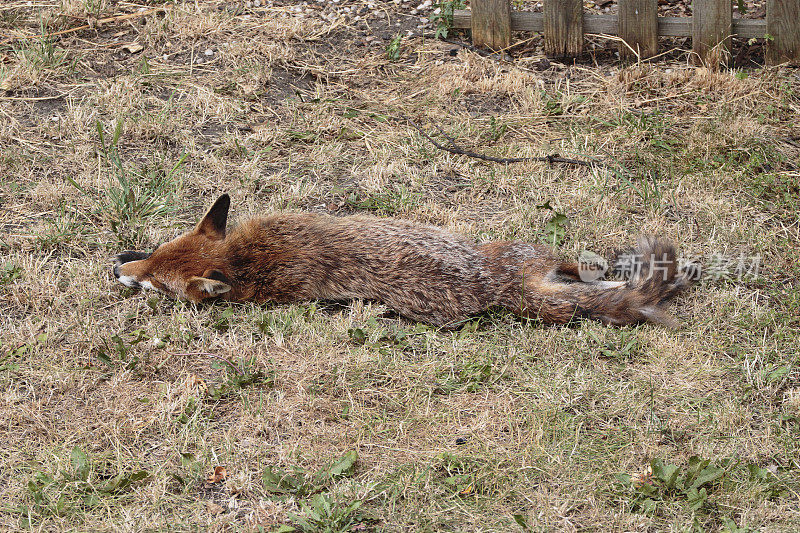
<box><xmin>406</xmin><ymin>116</ymin><xmax>599</xmax><ymax>168</ymax></box>
<box><xmin>0</xmin><ymin>8</ymin><xmax>165</xmax><ymax>46</ymax></box>
<box><xmin>0</xmin><ymin>93</ymin><xmax>68</xmax><ymax>101</ymax></box>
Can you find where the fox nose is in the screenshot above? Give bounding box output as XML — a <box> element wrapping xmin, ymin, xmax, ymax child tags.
<box><xmin>113</xmin><ymin>264</ymin><xmax>120</xmax><ymax>279</ymax></box>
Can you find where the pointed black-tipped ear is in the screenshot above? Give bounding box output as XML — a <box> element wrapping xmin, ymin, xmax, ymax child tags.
<box><xmin>195</xmin><ymin>194</ymin><xmax>230</xmax><ymax>240</ymax></box>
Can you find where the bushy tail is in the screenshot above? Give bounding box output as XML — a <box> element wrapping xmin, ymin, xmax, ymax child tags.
<box><xmin>525</xmin><ymin>237</ymin><xmax>691</xmax><ymax>327</ymax></box>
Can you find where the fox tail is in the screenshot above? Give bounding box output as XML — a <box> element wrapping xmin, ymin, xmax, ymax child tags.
<box><xmin>524</xmin><ymin>236</ymin><xmax>693</xmax><ymax>327</ymax></box>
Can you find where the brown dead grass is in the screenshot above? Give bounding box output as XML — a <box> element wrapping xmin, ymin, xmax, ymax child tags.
<box><xmin>1</xmin><ymin>0</ymin><xmax>799</xmax><ymax>531</ymax></box>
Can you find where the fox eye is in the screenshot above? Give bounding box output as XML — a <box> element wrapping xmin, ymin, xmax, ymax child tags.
<box><xmin>144</xmin><ymin>274</ymin><xmax>167</xmax><ymax>291</ymax></box>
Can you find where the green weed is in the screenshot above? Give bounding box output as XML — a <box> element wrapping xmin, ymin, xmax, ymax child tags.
<box><xmin>438</xmin><ymin>354</ymin><xmax>493</xmax><ymax>393</ymax></box>
<box><xmin>347</xmin><ymin>318</ymin><xmax>422</xmax><ymax>355</ymax></box>
<box><xmin>486</xmin><ymin>116</ymin><xmax>507</xmax><ymax>142</ymax></box>
<box><xmin>289</xmin><ymin>494</ymin><xmax>366</xmax><ymax>533</ymax></box>
<box><xmin>432</xmin><ymin>452</ymin><xmax>508</xmax><ymax>497</ymax></box>
<box><xmin>66</xmin><ymin>120</ymin><xmax>185</xmax><ymax>247</ymax></box>
<box><xmin>537</xmin><ymin>200</ymin><xmax>569</xmax><ymax>247</ymax></box>
<box><xmin>209</xmin><ymin>307</ymin><xmax>237</xmax><ymax>332</ymax></box>
<box><xmin>19</xmin><ymin>446</ymin><xmax>148</xmax><ymax>527</ymax></box>
<box><xmin>263</xmin><ymin>450</ymin><xmax>358</xmax><ymax>499</ymax></box>
<box><xmin>84</xmin><ymin>0</ymin><xmax>107</xmax><ymax>16</ymax></box>
<box><xmin>36</xmin><ymin>203</ymin><xmax>91</xmax><ymax>250</ymax></box>
<box><xmin>586</xmin><ymin>328</ymin><xmax>642</xmax><ymax>361</ymax></box>
<box><xmin>386</xmin><ymin>35</ymin><xmax>403</xmax><ymax>61</ymax></box>
<box><xmin>14</xmin><ymin>27</ymin><xmax>71</xmax><ymax>71</ymax></box>
<box><xmin>614</xmin><ymin>457</ymin><xmax>726</xmax><ymax>515</ymax></box>
<box><xmin>0</xmin><ymin>262</ymin><xmax>22</xmax><ymax>285</ymax></box>
<box><xmin>263</xmin><ymin>451</ymin><xmax>371</xmax><ymax>531</ymax></box>
<box><xmin>255</xmin><ymin>305</ymin><xmax>314</xmax><ymax>339</ymax></box>
<box><xmin>207</xmin><ymin>355</ymin><xmax>275</xmax><ymax>401</ymax></box>
<box><xmin>614</xmin><ymin>456</ymin><xmax>795</xmax><ymax>528</ymax></box>
<box><xmin>430</xmin><ymin>0</ymin><xmax>466</xmax><ymax>39</ymax></box>
<box><xmin>167</xmin><ymin>452</ymin><xmax>207</xmax><ymax>491</ymax></box>
<box><xmin>2</xmin><ymin>333</ymin><xmax>47</xmax><ymax>371</ymax></box>
<box><xmin>95</xmin><ymin>330</ymin><xmax>148</xmax><ymax>371</ymax></box>
<box><xmin>346</xmin><ymin>185</ymin><xmax>418</xmax><ymax>214</ymax></box>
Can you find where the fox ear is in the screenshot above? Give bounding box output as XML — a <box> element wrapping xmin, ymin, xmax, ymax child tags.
<box><xmin>187</xmin><ymin>275</ymin><xmax>232</xmax><ymax>299</ymax></box>
<box><xmin>195</xmin><ymin>194</ymin><xmax>230</xmax><ymax>240</ymax></box>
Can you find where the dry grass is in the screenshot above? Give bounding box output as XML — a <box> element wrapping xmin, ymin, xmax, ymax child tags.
<box><xmin>1</xmin><ymin>1</ymin><xmax>799</xmax><ymax>531</ymax></box>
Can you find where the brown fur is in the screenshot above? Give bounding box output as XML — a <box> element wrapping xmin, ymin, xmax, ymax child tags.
<box><xmin>113</xmin><ymin>195</ymin><xmax>691</xmax><ymax>328</ymax></box>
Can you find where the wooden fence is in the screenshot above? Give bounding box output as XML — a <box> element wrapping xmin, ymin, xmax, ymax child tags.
<box><xmin>452</xmin><ymin>0</ymin><xmax>800</xmax><ymax>65</ymax></box>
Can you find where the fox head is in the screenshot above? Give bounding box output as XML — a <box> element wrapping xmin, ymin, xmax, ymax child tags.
<box><xmin>113</xmin><ymin>194</ymin><xmax>234</xmax><ymax>301</ymax></box>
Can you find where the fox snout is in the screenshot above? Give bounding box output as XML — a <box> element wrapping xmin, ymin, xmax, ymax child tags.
<box><xmin>112</xmin><ymin>251</ymin><xmax>151</xmax><ymax>288</ymax></box>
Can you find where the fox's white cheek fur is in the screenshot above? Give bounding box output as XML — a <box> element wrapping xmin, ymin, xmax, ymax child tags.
<box><xmin>140</xmin><ymin>280</ymin><xmax>156</xmax><ymax>291</ymax></box>
<box><xmin>118</xmin><ymin>275</ymin><xmax>139</xmax><ymax>288</ymax></box>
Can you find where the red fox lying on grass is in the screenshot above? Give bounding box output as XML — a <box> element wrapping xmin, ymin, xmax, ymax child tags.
<box><xmin>113</xmin><ymin>194</ymin><xmax>691</xmax><ymax>328</ymax></box>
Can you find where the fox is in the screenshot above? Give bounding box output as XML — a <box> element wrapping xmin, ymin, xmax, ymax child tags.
<box><xmin>113</xmin><ymin>194</ymin><xmax>691</xmax><ymax>328</ymax></box>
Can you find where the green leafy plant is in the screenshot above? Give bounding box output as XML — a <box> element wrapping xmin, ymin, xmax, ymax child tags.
<box><xmin>0</xmin><ymin>262</ymin><xmax>22</xmax><ymax>285</ymax></box>
<box><xmin>20</xmin><ymin>446</ymin><xmax>148</xmax><ymax>527</ymax></box>
<box><xmin>289</xmin><ymin>493</ymin><xmax>365</xmax><ymax>533</ymax></box>
<box><xmin>255</xmin><ymin>305</ymin><xmax>313</xmax><ymax>339</ymax></box>
<box><xmin>15</xmin><ymin>24</ymin><xmax>71</xmax><ymax>71</ymax></box>
<box><xmin>96</xmin><ymin>330</ymin><xmax>148</xmax><ymax>370</ymax></box>
<box><xmin>2</xmin><ymin>333</ymin><xmax>47</xmax><ymax>371</ymax></box>
<box><xmin>433</xmin><ymin>452</ymin><xmax>500</xmax><ymax>497</ymax></box>
<box><xmin>65</xmin><ymin>119</ymin><xmax>185</xmax><ymax>246</ymax></box>
<box><xmin>614</xmin><ymin>457</ymin><xmax>726</xmax><ymax>515</ymax></box>
<box><xmin>438</xmin><ymin>355</ymin><xmax>493</xmax><ymax>393</ymax></box>
<box><xmin>268</xmin><ymin>451</ymin><xmax>364</xmax><ymax>532</ymax></box>
<box><xmin>262</xmin><ymin>450</ymin><xmax>358</xmax><ymax>510</ymax></box>
<box><xmin>542</xmin><ymin>91</ymin><xmax>564</xmax><ymax>116</ymax></box>
<box><xmin>346</xmin><ymin>185</ymin><xmax>417</xmax><ymax>214</ymax></box>
<box><xmin>487</xmin><ymin>116</ymin><xmax>508</xmax><ymax>142</ymax></box>
<box><xmin>209</xmin><ymin>307</ymin><xmax>236</xmax><ymax>331</ymax></box>
<box><xmin>97</xmin><ymin>120</ymin><xmax>184</xmax><ymax>227</ymax></box>
<box><xmin>587</xmin><ymin>329</ymin><xmax>641</xmax><ymax>361</ymax></box>
<box><xmin>431</xmin><ymin>0</ymin><xmax>466</xmax><ymax>40</ymax></box>
<box><xmin>347</xmin><ymin>318</ymin><xmax>418</xmax><ymax>355</ymax></box>
<box><xmin>168</xmin><ymin>452</ymin><xmax>207</xmax><ymax>490</ymax></box>
<box><xmin>386</xmin><ymin>34</ymin><xmax>403</xmax><ymax>61</ymax></box>
<box><xmin>537</xmin><ymin>200</ymin><xmax>568</xmax><ymax>247</ymax></box>
<box><xmin>208</xmin><ymin>355</ymin><xmax>275</xmax><ymax>401</ymax></box>
<box><xmin>36</xmin><ymin>202</ymin><xmax>90</xmax><ymax>250</ymax></box>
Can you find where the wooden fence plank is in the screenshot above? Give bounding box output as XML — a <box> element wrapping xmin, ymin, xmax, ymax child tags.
<box><xmin>618</xmin><ymin>0</ymin><xmax>659</xmax><ymax>58</ymax></box>
<box><xmin>452</xmin><ymin>11</ymin><xmax>767</xmax><ymax>41</ymax></box>
<box><xmin>692</xmin><ymin>0</ymin><xmax>732</xmax><ymax>64</ymax></box>
<box><xmin>767</xmin><ymin>0</ymin><xmax>800</xmax><ymax>65</ymax></box>
<box><xmin>544</xmin><ymin>0</ymin><xmax>583</xmax><ymax>57</ymax></box>
<box><xmin>471</xmin><ymin>0</ymin><xmax>511</xmax><ymax>51</ymax></box>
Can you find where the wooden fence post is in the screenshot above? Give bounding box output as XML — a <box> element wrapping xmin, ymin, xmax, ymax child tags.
<box><xmin>692</xmin><ymin>0</ymin><xmax>732</xmax><ymax>64</ymax></box>
<box><xmin>544</xmin><ymin>0</ymin><xmax>583</xmax><ymax>58</ymax></box>
<box><xmin>618</xmin><ymin>0</ymin><xmax>658</xmax><ymax>58</ymax></box>
<box><xmin>471</xmin><ymin>0</ymin><xmax>511</xmax><ymax>51</ymax></box>
<box><xmin>766</xmin><ymin>0</ymin><xmax>800</xmax><ymax>65</ymax></box>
